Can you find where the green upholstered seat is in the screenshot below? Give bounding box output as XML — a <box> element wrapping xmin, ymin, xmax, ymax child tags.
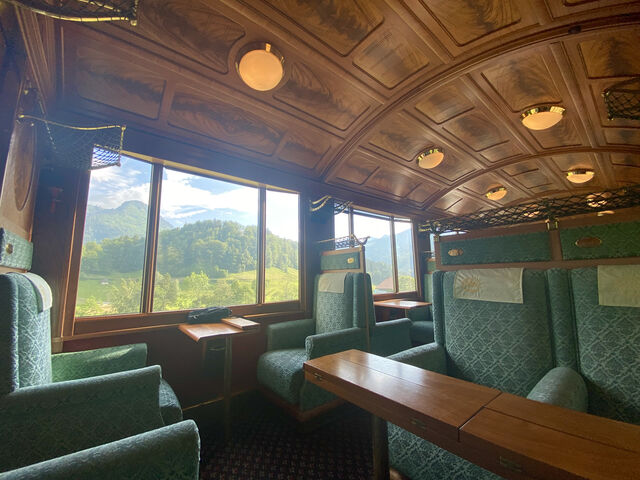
<box><xmin>257</xmin><ymin>272</ymin><xmax>370</xmax><ymax>412</ymax></box>
<box><xmin>569</xmin><ymin>267</ymin><xmax>640</xmax><ymax>424</ymax></box>
<box><xmin>0</xmin><ymin>273</ymin><xmax>199</xmax><ymax>477</ymax></box>
<box><xmin>388</xmin><ymin>269</ymin><xmax>587</xmax><ymax>480</ymax></box>
<box><xmin>406</xmin><ymin>274</ymin><xmax>435</xmax><ymax>345</ymax></box>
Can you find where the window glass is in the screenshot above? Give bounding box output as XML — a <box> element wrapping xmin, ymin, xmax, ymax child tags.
<box><xmin>153</xmin><ymin>168</ymin><xmax>259</xmax><ymax>310</ymax></box>
<box><xmin>395</xmin><ymin>221</ymin><xmax>416</xmax><ymax>292</ymax></box>
<box><xmin>76</xmin><ymin>156</ymin><xmax>152</xmax><ymax>316</ymax></box>
<box><xmin>353</xmin><ymin>213</ymin><xmax>394</xmax><ymax>293</ymax></box>
<box><xmin>334</xmin><ymin>211</ymin><xmax>349</xmax><ymax>239</ymax></box>
<box><xmin>265</xmin><ymin>190</ymin><xmax>299</xmax><ymax>302</ymax></box>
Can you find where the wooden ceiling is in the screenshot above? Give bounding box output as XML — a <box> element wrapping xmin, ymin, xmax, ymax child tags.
<box><xmin>47</xmin><ymin>0</ymin><xmax>640</xmax><ymax>218</ymax></box>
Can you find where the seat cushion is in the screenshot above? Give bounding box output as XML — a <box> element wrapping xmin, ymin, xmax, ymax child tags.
<box><xmin>409</xmin><ymin>321</ymin><xmax>434</xmax><ymax>345</ymax></box>
<box><xmin>388</xmin><ymin>422</ymin><xmax>502</xmax><ymax>480</ymax></box>
<box><xmin>257</xmin><ymin>349</ymin><xmax>307</xmax><ymax>405</ymax></box>
<box><xmin>159</xmin><ymin>379</ymin><xmax>183</xmax><ymax>425</ymax></box>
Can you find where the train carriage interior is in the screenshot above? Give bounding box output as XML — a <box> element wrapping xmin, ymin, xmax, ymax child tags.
<box><xmin>1</xmin><ymin>0</ymin><xmax>639</xmax><ymax>479</ymax></box>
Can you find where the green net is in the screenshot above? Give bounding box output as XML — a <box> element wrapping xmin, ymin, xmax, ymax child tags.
<box><xmin>19</xmin><ymin>115</ymin><xmax>125</xmax><ymax>170</ymax></box>
<box><xmin>6</xmin><ymin>0</ymin><xmax>139</xmax><ymax>24</ymax></box>
<box><xmin>603</xmin><ymin>77</ymin><xmax>640</xmax><ymax>121</ymax></box>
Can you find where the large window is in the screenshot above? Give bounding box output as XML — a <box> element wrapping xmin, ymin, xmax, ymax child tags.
<box><xmin>75</xmin><ymin>156</ymin><xmax>300</xmax><ymax>318</ymax></box>
<box><xmin>335</xmin><ymin>208</ymin><xmax>416</xmax><ymax>294</ymax></box>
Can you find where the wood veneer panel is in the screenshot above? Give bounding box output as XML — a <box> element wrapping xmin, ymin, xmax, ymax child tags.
<box><xmin>579</xmin><ymin>31</ymin><xmax>640</xmax><ymax>78</ymax></box>
<box><xmin>353</xmin><ymin>28</ymin><xmax>430</xmax><ymax>88</ymax></box>
<box><xmin>263</xmin><ymin>0</ymin><xmax>383</xmax><ymax>56</ymax></box>
<box><xmin>420</xmin><ymin>0</ymin><xmax>522</xmax><ymax>46</ymax></box>
<box><xmin>461</xmin><ymin>407</ymin><xmax>640</xmax><ymax>480</ymax></box>
<box><xmin>136</xmin><ymin>0</ymin><xmax>245</xmax><ymax>74</ymax></box>
<box><xmin>274</xmin><ymin>62</ymin><xmax>370</xmax><ymax>130</ymax></box>
<box><xmin>168</xmin><ymin>87</ymin><xmax>285</xmax><ymax>155</ymax></box>
<box><xmin>304</xmin><ymin>350</ymin><xmax>500</xmax><ymax>440</ymax></box>
<box><xmin>415</xmin><ymin>82</ymin><xmax>474</xmax><ymax>124</ymax></box>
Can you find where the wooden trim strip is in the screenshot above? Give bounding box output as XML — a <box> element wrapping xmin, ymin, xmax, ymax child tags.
<box><xmin>141</xmin><ymin>163</ymin><xmax>162</xmax><ymax>312</ymax></box>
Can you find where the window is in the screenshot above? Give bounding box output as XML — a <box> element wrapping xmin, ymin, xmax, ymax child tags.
<box><xmin>76</xmin><ymin>157</ymin><xmax>152</xmax><ymax>317</ymax></box>
<box><xmin>75</xmin><ymin>155</ymin><xmax>300</xmax><ymax>318</ymax></box>
<box><xmin>335</xmin><ymin>208</ymin><xmax>417</xmax><ymax>295</ymax></box>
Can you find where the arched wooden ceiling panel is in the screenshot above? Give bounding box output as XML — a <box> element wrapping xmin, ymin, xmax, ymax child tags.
<box><xmin>56</xmin><ymin>0</ymin><xmax>640</xmax><ymax>219</ymax></box>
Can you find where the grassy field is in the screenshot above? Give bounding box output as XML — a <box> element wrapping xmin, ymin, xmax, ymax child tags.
<box><xmin>75</xmin><ymin>267</ymin><xmax>299</xmax><ymax>317</ymax></box>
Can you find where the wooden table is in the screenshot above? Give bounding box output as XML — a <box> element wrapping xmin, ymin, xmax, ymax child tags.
<box><xmin>373</xmin><ymin>299</ymin><xmax>431</xmax><ymax>321</ymax></box>
<box><xmin>304</xmin><ymin>350</ymin><xmax>640</xmax><ymax>480</ymax></box>
<box><xmin>179</xmin><ymin>320</ymin><xmax>260</xmax><ymax>440</ymax></box>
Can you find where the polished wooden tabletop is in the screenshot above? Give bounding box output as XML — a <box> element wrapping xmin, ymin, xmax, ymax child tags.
<box><xmin>304</xmin><ymin>349</ymin><xmax>499</xmax><ymax>441</ymax></box>
<box><xmin>178</xmin><ymin>319</ymin><xmax>259</xmax><ymax>343</ymax></box>
<box><xmin>373</xmin><ymin>299</ymin><xmax>431</xmax><ymax>309</ymax></box>
<box><xmin>304</xmin><ymin>350</ymin><xmax>640</xmax><ymax>480</ymax></box>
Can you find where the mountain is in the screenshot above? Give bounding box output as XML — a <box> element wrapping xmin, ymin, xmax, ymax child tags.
<box><xmin>83</xmin><ymin>200</ymin><xmax>174</xmax><ymax>243</ymax></box>
<box><xmin>165</xmin><ymin>207</ymin><xmax>257</xmax><ymax>228</ymax></box>
<box><xmin>365</xmin><ymin>228</ymin><xmax>415</xmax><ymax>275</ymax></box>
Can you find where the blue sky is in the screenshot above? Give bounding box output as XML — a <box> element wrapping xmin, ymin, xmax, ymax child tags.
<box><xmin>87</xmin><ymin>156</ymin><xmax>299</xmax><ymax>241</ymax></box>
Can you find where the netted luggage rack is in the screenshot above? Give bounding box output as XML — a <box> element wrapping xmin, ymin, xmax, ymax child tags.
<box><xmin>603</xmin><ymin>77</ymin><xmax>640</xmax><ymax>121</ymax></box>
<box><xmin>420</xmin><ymin>184</ymin><xmax>640</xmax><ymax>234</ymax></box>
<box><xmin>6</xmin><ymin>0</ymin><xmax>139</xmax><ymax>24</ymax></box>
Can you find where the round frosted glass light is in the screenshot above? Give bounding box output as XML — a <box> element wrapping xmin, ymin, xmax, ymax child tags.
<box><xmin>417</xmin><ymin>148</ymin><xmax>444</xmax><ymax>169</ymax></box>
<box><xmin>567</xmin><ymin>168</ymin><xmax>595</xmax><ymax>184</ymax></box>
<box><xmin>237</xmin><ymin>43</ymin><xmax>284</xmax><ymax>91</ymax></box>
<box><xmin>486</xmin><ymin>186</ymin><xmax>507</xmax><ymax>201</ymax></box>
<box><xmin>521</xmin><ymin>106</ymin><xmax>565</xmax><ymax>130</ymax></box>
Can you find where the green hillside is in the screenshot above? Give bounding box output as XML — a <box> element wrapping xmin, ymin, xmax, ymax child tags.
<box><xmin>76</xmin><ymin>215</ymin><xmax>299</xmax><ymax>316</ymax></box>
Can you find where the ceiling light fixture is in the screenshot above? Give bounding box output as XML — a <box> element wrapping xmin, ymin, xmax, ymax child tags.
<box><xmin>486</xmin><ymin>186</ymin><xmax>507</xmax><ymax>201</ymax></box>
<box><xmin>521</xmin><ymin>106</ymin><xmax>565</xmax><ymax>130</ymax></box>
<box><xmin>566</xmin><ymin>168</ymin><xmax>595</xmax><ymax>184</ymax></box>
<box><xmin>416</xmin><ymin>147</ymin><xmax>444</xmax><ymax>169</ymax></box>
<box><xmin>236</xmin><ymin>42</ymin><xmax>284</xmax><ymax>91</ymax></box>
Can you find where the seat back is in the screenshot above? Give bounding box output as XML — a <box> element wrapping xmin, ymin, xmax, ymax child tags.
<box><xmin>433</xmin><ymin>269</ymin><xmax>555</xmax><ymax>396</ymax></box>
<box><xmin>570</xmin><ymin>267</ymin><xmax>640</xmax><ymax>424</ymax></box>
<box><xmin>0</xmin><ymin>273</ymin><xmax>52</xmax><ymax>395</ymax></box>
<box><xmin>313</xmin><ymin>272</ymin><xmax>363</xmax><ymax>334</ymax></box>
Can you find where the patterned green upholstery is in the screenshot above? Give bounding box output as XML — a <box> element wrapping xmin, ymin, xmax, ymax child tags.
<box><xmin>0</xmin><ymin>228</ymin><xmax>33</xmax><ymax>270</ymax></box>
<box><xmin>320</xmin><ymin>250</ymin><xmax>361</xmax><ymax>271</ymax></box>
<box><xmin>406</xmin><ymin>274</ymin><xmax>434</xmax><ymax>345</ymax></box>
<box><xmin>0</xmin><ymin>273</ymin><xmax>183</xmax><ymax>426</ymax></box>
<box><xmin>0</xmin><ymin>366</ymin><xmax>165</xmax><ymax>472</ymax></box>
<box><xmin>258</xmin><ymin>272</ymin><xmax>369</xmax><ymax>412</ymax></box>
<box><xmin>51</xmin><ymin>343</ymin><xmax>148</xmax><ymax>382</ymax></box>
<box><xmin>439</xmin><ymin>231</ymin><xmax>551</xmax><ymax>265</ymax></box>
<box><xmin>527</xmin><ymin>367</ymin><xmax>588</xmax><ymax>412</ymax></box>
<box><xmin>440</xmin><ymin>270</ymin><xmax>554</xmax><ymax>396</ymax></box>
<box><xmin>389</xmin><ymin>268</ymin><xmax>584</xmax><ymax>480</ymax></box>
<box><xmin>545</xmin><ymin>269</ymin><xmax>579</xmax><ymax>369</ymax></box>
<box><xmin>388</xmin><ymin>424</ymin><xmax>500</xmax><ymax>480</ymax></box>
<box><xmin>0</xmin><ymin>274</ymin><xmax>52</xmax><ymax>393</ymax></box>
<box><xmin>570</xmin><ymin>267</ymin><xmax>640</xmax><ymax>424</ymax></box>
<box><xmin>1</xmin><ymin>420</ymin><xmax>200</xmax><ymax>480</ymax></box>
<box><xmin>560</xmin><ymin>221</ymin><xmax>640</xmax><ymax>260</ymax></box>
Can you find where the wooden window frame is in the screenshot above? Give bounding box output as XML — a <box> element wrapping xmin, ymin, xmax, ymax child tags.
<box><xmin>68</xmin><ymin>157</ymin><xmax>304</xmax><ymax>335</ymax></box>
<box><xmin>341</xmin><ymin>207</ymin><xmax>420</xmax><ymax>298</ymax></box>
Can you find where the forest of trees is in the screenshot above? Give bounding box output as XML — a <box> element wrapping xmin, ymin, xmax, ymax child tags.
<box><xmin>76</xmin><ymin>218</ymin><xmax>298</xmax><ymax>316</ymax></box>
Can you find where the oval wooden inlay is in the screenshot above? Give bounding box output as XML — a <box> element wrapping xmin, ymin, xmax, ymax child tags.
<box><xmin>575</xmin><ymin>237</ymin><xmax>602</xmax><ymax>248</ymax></box>
<box><xmin>448</xmin><ymin>248</ymin><xmax>464</xmax><ymax>257</ymax></box>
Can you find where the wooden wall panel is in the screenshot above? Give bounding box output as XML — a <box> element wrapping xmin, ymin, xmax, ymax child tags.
<box><xmin>263</xmin><ymin>0</ymin><xmax>383</xmax><ymax>55</ymax></box>
<box><xmin>414</xmin><ymin>82</ymin><xmax>475</xmax><ymax>124</ymax></box>
<box><xmin>73</xmin><ymin>46</ymin><xmax>166</xmax><ymax>119</ymax></box>
<box><xmin>421</xmin><ymin>0</ymin><xmax>522</xmax><ymax>46</ymax></box>
<box><xmin>579</xmin><ymin>31</ymin><xmax>640</xmax><ymax>79</ymax></box>
<box><xmin>137</xmin><ymin>0</ymin><xmax>245</xmax><ymax>73</ymax></box>
<box><xmin>334</xmin><ymin>152</ymin><xmax>379</xmax><ymax>185</ymax></box>
<box><xmin>443</xmin><ymin>111</ymin><xmax>509</xmax><ymax>152</ymax></box>
<box><xmin>277</xmin><ymin>131</ymin><xmax>331</xmax><ymax>171</ymax></box>
<box><xmin>169</xmin><ymin>86</ymin><xmax>285</xmax><ymax>155</ymax></box>
<box><xmin>353</xmin><ymin>27</ymin><xmax>430</xmax><ymax>88</ymax></box>
<box><xmin>273</xmin><ymin>62</ymin><xmax>370</xmax><ymax>130</ymax></box>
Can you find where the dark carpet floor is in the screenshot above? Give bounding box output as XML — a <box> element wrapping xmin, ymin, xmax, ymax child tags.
<box><xmin>198</xmin><ymin>393</ymin><xmax>373</xmax><ymax>479</ymax></box>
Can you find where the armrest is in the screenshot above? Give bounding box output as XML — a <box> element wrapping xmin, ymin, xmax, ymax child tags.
<box><xmin>0</xmin><ymin>366</ymin><xmax>165</xmax><ymax>472</ymax></box>
<box><xmin>52</xmin><ymin>343</ymin><xmax>148</xmax><ymax>382</ymax></box>
<box><xmin>266</xmin><ymin>318</ymin><xmax>315</xmax><ymax>351</ymax></box>
<box><xmin>0</xmin><ymin>420</ymin><xmax>200</xmax><ymax>480</ymax></box>
<box><xmin>388</xmin><ymin>342</ymin><xmax>446</xmax><ymax>374</ymax></box>
<box><xmin>305</xmin><ymin>327</ymin><xmax>367</xmax><ymax>360</ymax></box>
<box><xmin>526</xmin><ymin>366</ymin><xmax>588</xmax><ymax>412</ymax></box>
<box><xmin>371</xmin><ymin>318</ymin><xmax>412</xmax><ymax>357</ymax></box>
